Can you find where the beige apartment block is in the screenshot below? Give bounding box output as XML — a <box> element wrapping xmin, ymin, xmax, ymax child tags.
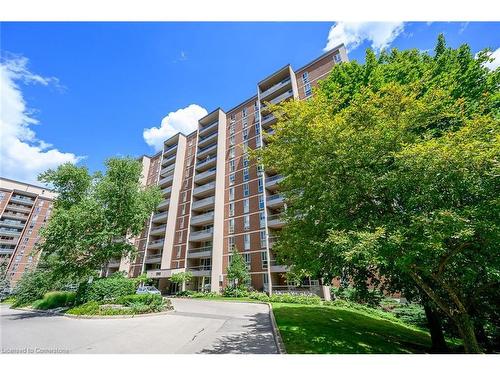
<box><xmin>106</xmin><ymin>45</ymin><xmax>348</xmax><ymax>294</ymax></box>
<box><xmin>0</xmin><ymin>177</ymin><xmax>56</xmax><ymax>285</ymax></box>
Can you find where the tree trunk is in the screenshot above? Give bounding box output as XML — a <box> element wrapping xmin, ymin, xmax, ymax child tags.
<box><xmin>422</xmin><ymin>300</ymin><xmax>448</xmax><ymax>353</ymax></box>
<box><xmin>454</xmin><ymin>313</ymin><xmax>483</xmax><ymax>353</ymax></box>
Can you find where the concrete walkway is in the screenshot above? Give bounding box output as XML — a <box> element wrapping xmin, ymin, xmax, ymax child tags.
<box><xmin>0</xmin><ymin>299</ymin><xmax>278</xmax><ymax>354</ymax></box>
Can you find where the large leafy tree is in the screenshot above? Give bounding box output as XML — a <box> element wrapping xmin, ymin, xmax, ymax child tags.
<box><xmin>257</xmin><ymin>36</ymin><xmax>499</xmax><ymax>353</ymax></box>
<box><xmin>37</xmin><ymin>158</ymin><xmax>162</xmax><ymax>279</ymax></box>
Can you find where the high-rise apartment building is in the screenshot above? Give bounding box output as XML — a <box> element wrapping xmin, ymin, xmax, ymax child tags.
<box><xmin>106</xmin><ymin>44</ymin><xmax>348</xmax><ymax>293</ymax></box>
<box><xmin>0</xmin><ymin>178</ymin><xmax>56</xmax><ymax>284</ymax></box>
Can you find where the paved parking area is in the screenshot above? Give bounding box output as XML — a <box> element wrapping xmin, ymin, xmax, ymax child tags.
<box><xmin>0</xmin><ymin>299</ymin><xmax>278</xmax><ymax>354</ymax></box>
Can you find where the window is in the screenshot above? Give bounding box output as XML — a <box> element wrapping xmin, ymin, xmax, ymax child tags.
<box><xmin>229</xmin><ymin>147</ymin><xmax>235</xmax><ymax>159</ymax></box>
<box><xmin>243</xmin><ymin>168</ymin><xmax>249</xmax><ymax>182</ymax></box>
<box><xmin>229</xmin><ymin>187</ymin><xmax>235</xmax><ymax>201</ymax></box>
<box><xmin>261</xmin><ymin>252</ymin><xmax>268</xmax><ymax>269</ymax></box>
<box><xmin>244</xmin><ymin>234</ymin><xmax>250</xmax><ymax>250</ymax></box>
<box><xmin>229</xmin><ymin>135</ymin><xmax>235</xmax><ymax>146</ymax></box>
<box><xmin>260</xmin><ymin>212</ymin><xmax>266</xmax><ymax>228</ymax></box>
<box><xmin>228</xmin><ymin>236</ymin><xmax>235</xmax><ymax>251</ymax></box>
<box><xmin>304</xmin><ymin>83</ymin><xmax>312</xmax><ymax>97</ymax></box>
<box><xmin>243</xmin><ymin>183</ymin><xmax>249</xmax><ymax>197</ymax></box>
<box><xmin>230</xmin><ymin>113</ymin><xmax>236</xmax><ymax>121</ymax></box>
<box><xmin>257</xmin><ymin>164</ymin><xmax>264</xmax><ymax>175</ymax></box>
<box><xmin>243</xmin><ymin>129</ymin><xmax>248</xmax><ymax>141</ymax></box>
<box><xmin>229</xmin><ymin>173</ymin><xmax>235</xmax><ymax>186</ymax></box>
<box><xmin>334</xmin><ymin>53</ymin><xmax>342</xmax><ymax>63</ymax></box>
<box><xmin>258</xmin><ymin>194</ymin><xmax>264</xmax><ymax>209</ymax></box>
<box><xmin>243</xmin><ymin>198</ymin><xmax>250</xmax><ymax>214</ymax></box>
<box><xmin>176</xmin><ymin>246</ymin><xmax>182</xmax><ymax>258</ymax></box>
<box><xmin>254</xmin><ymin>101</ymin><xmax>259</xmax><ymax>112</ymax></box>
<box><xmin>178</xmin><ymin>231</ymin><xmax>183</xmax><ymax>243</ymax></box>
<box><xmin>260</xmin><ymin>231</ymin><xmax>267</xmax><ymax>248</ymax></box>
<box><xmin>243</xmin><ymin>253</ymin><xmax>251</xmax><ymax>269</ymax></box>
<box><xmin>302</xmin><ymin>71</ymin><xmax>309</xmax><ymax>83</ymax></box>
<box><xmin>184</xmin><ymin>179</ymin><xmax>189</xmax><ymax>188</ymax></box>
<box><xmin>242</xmin><ymin>107</ymin><xmax>247</xmax><ymax>118</ymax></box>
<box><xmin>180</xmin><ymin>217</ymin><xmax>185</xmax><ymax>229</ymax></box>
<box><xmin>242</xmin><ymin>117</ymin><xmax>248</xmax><ymax>128</ymax></box>
<box><xmin>228</xmin><ymin>219</ymin><xmax>235</xmax><ymax>234</ymax></box>
<box><xmin>229</xmin><ymin>159</ymin><xmax>235</xmax><ymax>173</ymax></box>
<box><xmin>229</xmin><ymin>124</ymin><xmax>235</xmax><ymax>135</ymax></box>
<box><xmin>243</xmin><ymin>155</ymin><xmax>249</xmax><ymax>168</ymax></box>
<box><xmin>182</xmin><ymin>191</ymin><xmax>188</xmax><ymax>202</ymax></box>
<box><xmin>229</xmin><ymin>202</ymin><xmax>235</xmax><ymax>217</ymax></box>
<box><xmin>187</xmin><ymin>157</ymin><xmax>192</xmax><ymax>166</ymax></box>
<box><xmin>258</xmin><ymin>177</ymin><xmax>263</xmax><ymax>193</ymax></box>
<box><xmin>255</xmin><ymin>122</ymin><xmax>261</xmax><ymax>135</ymax></box>
<box><xmin>181</xmin><ymin>204</ymin><xmax>186</xmax><ymax>215</ymax></box>
<box><xmin>244</xmin><ymin>215</ymin><xmax>250</xmax><ymax>230</ymax></box>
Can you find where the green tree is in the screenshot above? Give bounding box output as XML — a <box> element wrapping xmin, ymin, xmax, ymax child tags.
<box><xmin>256</xmin><ymin>36</ymin><xmax>499</xmax><ymax>353</ymax></box>
<box><xmin>226</xmin><ymin>249</ymin><xmax>250</xmax><ymax>288</ymax></box>
<box><xmin>170</xmin><ymin>271</ymin><xmax>193</xmax><ymax>292</ymax></box>
<box><xmin>37</xmin><ymin>157</ymin><xmax>162</xmax><ymax>279</ymax></box>
<box><xmin>0</xmin><ymin>260</ymin><xmax>11</xmax><ymax>293</ymax></box>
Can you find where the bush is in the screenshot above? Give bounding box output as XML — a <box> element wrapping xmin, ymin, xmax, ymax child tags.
<box><xmin>76</xmin><ymin>273</ymin><xmax>135</xmax><ymax>304</ymax></box>
<box><xmin>270</xmin><ymin>293</ymin><xmax>322</xmax><ymax>305</ymax></box>
<box><xmin>13</xmin><ymin>270</ymin><xmax>57</xmax><ymax>307</ymax></box>
<box><xmin>391</xmin><ymin>303</ymin><xmax>427</xmax><ymax>328</ymax></box>
<box><xmin>248</xmin><ymin>292</ymin><xmax>270</xmax><ymax>302</ymax></box>
<box><xmin>31</xmin><ymin>291</ymin><xmax>76</xmax><ymax>310</ymax></box>
<box><xmin>331</xmin><ymin>286</ymin><xmax>383</xmax><ymax>307</ymax></box>
<box><xmin>175</xmin><ymin>290</ymin><xmax>218</xmax><ymax>299</ymax></box>
<box><xmin>222</xmin><ymin>285</ymin><xmax>249</xmax><ymax>297</ymax></box>
<box><xmin>66</xmin><ymin>301</ymin><xmax>100</xmax><ymax>315</ymax></box>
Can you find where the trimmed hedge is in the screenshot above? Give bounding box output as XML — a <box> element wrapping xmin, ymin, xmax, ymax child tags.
<box><xmin>32</xmin><ymin>291</ymin><xmax>76</xmax><ymax>310</ymax></box>
<box><xmin>248</xmin><ymin>291</ymin><xmax>322</xmax><ymax>305</ymax></box>
<box><xmin>76</xmin><ymin>274</ymin><xmax>135</xmax><ymax>304</ymax></box>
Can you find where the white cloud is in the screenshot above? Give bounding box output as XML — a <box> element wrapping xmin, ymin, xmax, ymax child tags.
<box><xmin>143</xmin><ymin>104</ymin><xmax>208</xmax><ymax>151</ymax></box>
<box><xmin>324</xmin><ymin>22</ymin><xmax>405</xmax><ymax>52</ymax></box>
<box><xmin>483</xmin><ymin>48</ymin><xmax>500</xmax><ymax>70</ymax></box>
<box><xmin>0</xmin><ymin>54</ymin><xmax>81</xmax><ymax>185</ymax></box>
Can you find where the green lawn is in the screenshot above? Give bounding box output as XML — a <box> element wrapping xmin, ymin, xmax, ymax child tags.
<box><xmin>271</xmin><ymin>303</ymin><xmax>437</xmax><ymax>354</ymax></box>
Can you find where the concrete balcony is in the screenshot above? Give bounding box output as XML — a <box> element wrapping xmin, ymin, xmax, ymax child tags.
<box><xmin>270</xmin><ymin>89</ymin><xmax>294</xmax><ymax>105</ymax></box>
<box><xmin>189</xmin><ymin>228</ymin><xmax>213</xmax><ymax>242</ymax></box>
<box><xmin>194</xmin><ymin>168</ymin><xmax>216</xmax><ymax>184</ymax></box>
<box><xmin>161</xmin><ymin>186</ymin><xmax>172</xmax><ymax>196</ymax></box>
<box><xmin>0</xmin><ymin>247</ymin><xmax>15</xmax><ymax>255</ymax></box>
<box><xmin>1</xmin><ymin>211</ymin><xmax>29</xmax><ymax>220</ymax></box>
<box><xmin>199</xmin><ymin>121</ymin><xmax>218</xmax><ymax>136</ymax></box>
<box><xmin>187</xmin><ymin>265</ymin><xmax>212</xmax><ymax>277</ymax></box>
<box><xmin>270</xmin><ymin>260</ymin><xmax>288</xmax><ymax>273</ymax></box>
<box><xmin>260</xmin><ymin>77</ymin><xmax>291</xmax><ymax>100</ymax></box>
<box><xmin>197</xmin><ymin>143</ymin><xmax>217</xmax><ymax>159</ymax></box>
<box><xmin>187</xmin><ymin>246</ymin><xmax>213</xmax><ymax>259</ymax></box>
<box><xmin>196</xmin><ymin>155</ymin><xmax>217</xmax><ymax>172</ymax></box>
<box><xmin>149</xmin><ymin>224</ymin><xmax>167</xmax><ymax>236</ymax></box>
<box><xmin>158</xmin><ymin>174</ymin><xmax>174</xmax><ymax>187</ymax></box>
<box><xmin>198</xmin><ymin>131</ymin><xmax>218</xmax><ymax>148</ymax></box>
<box><xmin>6</xmin><ymin>205</ymin><xmax>31</xmax><ymax>213</ymax></box>
<box><xmin>190</xmin><ymin>211</ymin><xmax>214</xmax><ymax>226</ymax></box>
<box><xmin>144</xmin><ymin>254</ymin><xmax>162</xmax><ymax>264</ymax></box>
<box><xmin>147</xmin><ymin>239</ymin><xmax>165</xmax><ymax>250</ymax></box>
<box><xmin>163</xmin><ymin>143</ymin><xmax>178</xmax><ymax>157</ymax></box>
<box><xmin>193</xmin><ymin>181</ymin><xmax>215</xmax><ymax>198</ymax></box>
<box><xmin>162</xmin><ymin>153</ymin><xmax>177</xmax><ymax>166</ymax></box>
<box><xmin>268</xmin><ymin>236</ymin><xmax>277</xmax><ymax>248</ymax></box>
<box><xmin>160</xmin><ymin>164</ymin><xmax>175</xmax><ymax>177</ymax></box>
<box><xmin>265</xmin><ymin>174</ymin><xmax>283</xmax><ymax>191</ymax></box>
<box><xmin>191</xmin><ymin>196</ymin><xmax>215</xmax><ymax>212</ymax></box>
<box><xmin>157</xmin><ymin>198</ymin><xmax>170</xmax><ymax>210</ymax></box>
<box><xmin>10</xmin><ymin>196</ymin><xmax>35</xmax><ymax>206</ymax></box>
<box><xmin>266</xmin><ymin>194</ymin><xmax>284</xmax><ymax>208</ymax></box>
<box><xmin>0</xmin><ymin>237</ymin><xmax>19</xmax><ymax>246</ymax></box>
<box><xmin>267</xmin><ymin>214</ymin><xmax>285</xmax><ymax>229</ymax></box>
<box><xmin>0</xmin><ymin>220</ymin><xmax>25</xmax><ymax>229</ymax></box>
<box><xmin>151</xmin><ymin>211</ymin><xmax>169</xmax><ymax>223</ymax></box>
<box><xmin>0</xmin><ymin>228</ymin><xmax>22</xmax><ymax>236</ymax></box>
<box><xmin>261</xmin><ymin>113</ymin><xmax>277</xmax><ymax>128</ymax></box>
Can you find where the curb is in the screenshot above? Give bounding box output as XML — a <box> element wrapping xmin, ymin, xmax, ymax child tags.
<box><xmin>267</xmin><ymin>303</ymin><xmax>286</xmax><ymax>354</ymax></box>
<box><xmin>12</xmin><ymin>306</ymin><xmax>174</xmax><ymax>320</ymax></box>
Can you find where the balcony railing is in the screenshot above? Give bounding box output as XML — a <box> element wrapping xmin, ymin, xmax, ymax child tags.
<box><xmin>1</xmin><ymin>211</ymin><xmax>29</xmax><ymax>219</ymax></box>
<box><xmin>6</xmin><ymin>205</ymin><xmax>31</xmax><ymax>213</ymax></box>
<box><xmin>147</xmin><ymin>239</ymin><xmax>164</xmax><ymax>249</ymax></box>
<box><xmin>162</xmin><ymin>186</ymin><xmax>172</xmax><ymax>196</ymax></box>
<box><xmin>151</xmin><ymin>211</ymin><xmax>168</xmax><ymax>222</ymax></box>
<box><xmin>145</xmin><ymin>254</ymin><xmax>162</xmax><ymax>264</ymax></box>
<box><xmin>0</xmin><ymin>228</ymin><xmax>22</xmax><ymax>236</ymax></box>
<box><xmin>161</xmin><ymin>164</ymin><xmax>175</xmax><ymax>176</ymax></box>
<box><xmin>267</xmin><ymin>194</ymin><xmax>284</xmax><ymax>207</ymax></box>
<box><xmin>189</xmin><ymin>227</ymin><xmax>214</xmax><ymax>241</ymax></box>
<box><xmin>10</xmin><ymin>196</ymin><xmax>35</xmax><ymax>205</ymax></box>
<box><xmin>157</xmin><ymin>199</ymin><xmax>170</xmax><ymax>210</ymax></box>
<box><xmin>158</xmin><ymin>174</ymin><xmax>174</xmax><ymax>186</ymax></box>
<box><xmin>162</xmin><ymin>153</ymin><xmax>176</xmax><ymax>166</ymax></box>
<box><xmin>198</xmin><ymin>131</ymin><xmax>218</xmax><ymax>147</ymax></box>
<box><xmin>0</xmin><ymin>220</ymin><xmax>25</xmax><ymax>228</ymax></box>
<box><xmin>197</xmin><ymin>143</ymin><xmax>217</xmax><ymax>158</ymax></box>
<box><xmin>199</xmin><ymin>121</ymin><xmax>218</xmax><ymax>134</ymax></box>
<box><xmin>149</xmin><ymin>224</ymin><xmax>167</xmax><ymax>235</ymax></box>
<box><xmin>187</xmin><ymin>265</ymin><xmax>212</xmax><ymax>271</ymax></box>
<box><xmin>194</xmin><ymin>167</ymin><xmax>216</xmax><ymax>184</ymax></box>
<box><xmin>196</xmin><ymin>155</ymin><xmax>217</xmax><ymax>170</ymax></box>
<box><xmin>193</xmin><ymin>181</ymin><xmax>216</xmax><ymax>197</ymax></box>
<box><xmin>260</xmin><ymin>77</ymin><xmax>291</xmax><ymax>99</ymax></box>
<box><xmin>190</xmin><ymin>211</ymin><xmax>215</xmax><ymax>225</ymax></box>
<box><xmin>163</xmin><ymin>143</ymin><xmax>177</xmax><ymax>155</ymax></box>
<box><xmin>270</xmin><ymin>89</ymin><xmax>294</xmax><ymax>105</ymax></box>
<box><xmin>192</xmin><ymin>196</ymin><xmax>215</xmax><ymax>211</ymax></box>
<box><xmin>188</xmin><ymin>246</ymin><xmax>213</xmax><ymax>254</ymax></box>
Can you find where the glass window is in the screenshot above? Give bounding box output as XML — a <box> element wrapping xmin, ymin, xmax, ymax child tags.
<box><xmin>243</xmin><ymin>198</ymin><xmax>249</xmax><ymax>214</ymax></box>
<box><xmin>261</xmin><ymin>251</ymin><xmax>268</xmax><ymax>269</ymax></box>
<box><xmin>259</xmin><ymin>212</ymin><xmax>266</xmax><ymax>228</ymax></box>
<box><xmin>228</xmin><ymin>236</ymin><xmax>235</xmax><ymax>251</ymax></box>
<box><xmin>243</xmin><ymin>168</ymin><xmax>249</xmax><ymax>182</ymax></box>
<box><xmin>229</xmin><ymin>187</ymin><xmax>235</xmax><ymax>201</ymax></box>
<box><xmin>260</xmin><ymin>231</ymin><xmax>267</xmax><ymax>248</ymax></box>
<box><xmin>243</xmin><ymin>155</ymin><xmax>249</xmax><ymax>168</ymax></box>
<box><xmin>229</xmin><ymin>173</ymin><xmax>235</xmax><ymax>186</ymax></box>
<box><xmin>242</xmin><ymin>107</ymin><xmax>247</xmax><ymax>118</ymax></box>
<box><xmin>228</xmin><ymin>219</ymin><xmax>235</xmax><ymax>234</ymax></box>
<box><xmin>304</xmin><ymin>83</ymin><xmax>312</xmax><ymax>97</ymax></box>
<box><xmin>302</xmin><ymin>71</ymin><xmax>309</xmax><ymax>83</ymax></box>
<box><xmin>243</xmin><ymin>183</ymin><xmax>249</xmax><ymax>197</ymax></box>
<box><xmin>229</xmin><ymin>159</ymin><xmax>235</xmax><ymax>173</ymax></box>
<box><xmin>229</xmin><ymin>202</ymin><xmax>235</xmax><ymax>217</ymax></box>
<box><xmin>258</xmin><ymin>177</ymin><xmax>263</xmax><ymax>193</ymax></box>
<box><xmin>243</xmin><ymin>252</ymin><xmax>251</xmax><ymax>268</ymax></box>
<box><xmin>244</xmin><ymin>234</ymin><xmax>250</xmax><ymax>250</ymax></box>
<box><xmin>255</xmin><ymin>123</ymin><xmax>261</xmax><ymax>135</ymax></box>
<box><xmin>244</xmin><ymin>215</ymin><xmax>250</xmax><ymax>230</ymax></box>
<box><xmin>229</xmin><ymin>124</ymin><xmax>235</xmax><ymax>135</ymax></box>
<box><xmin>258</xmin><ymin>195</ymin><xmax>264</xmax><ymax>209</ymax></box>
<box><xmin>243</xmin><ymin>129</ymin><xmax>248</xmax><ymax>141</ymax></box>
<box><xmin>229</xmin><ymin>147</ymin><xmax>235</xmax><ymax>159</ymax></box>
<box><xmin>178</xmin><ymin>231</ymin><xmax>183</xmax><ymax>243</ymax></box>
<box><xmin>229</xmin><ymin>135</ymin><xmax>235</xmax><ymax>146</ymax></box>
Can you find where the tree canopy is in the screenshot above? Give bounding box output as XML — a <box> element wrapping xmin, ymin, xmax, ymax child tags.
<box><xmin>257</xmin><ymin>35</ymin><xmax>499</xmax><ymax>353</ymax></box>
<box><xmin>37</xmin><ymin>157</ymin><xmax>162</xmax><ymax>279</ymax></box>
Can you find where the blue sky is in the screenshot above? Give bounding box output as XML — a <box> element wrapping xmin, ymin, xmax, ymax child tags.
<box><xmin>1</xmin><ymin>22</ymin><xmax>499</xmax><ymax>184</ymax></box>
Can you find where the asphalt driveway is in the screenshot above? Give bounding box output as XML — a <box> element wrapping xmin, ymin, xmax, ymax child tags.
<box><xmin>0</xmin><ymin>299</ymin><xmax>278</xmax><ymax>354</ymax></box>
